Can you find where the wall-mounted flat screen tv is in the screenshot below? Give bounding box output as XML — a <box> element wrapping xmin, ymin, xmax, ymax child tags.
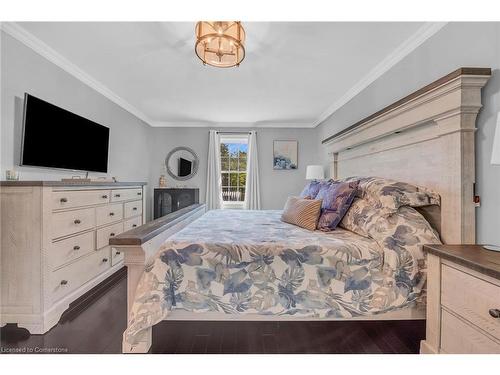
<box><xmin>21</xmin><ymin>93</ymin><xmax>110</xmax><ymax>173</ymax></box>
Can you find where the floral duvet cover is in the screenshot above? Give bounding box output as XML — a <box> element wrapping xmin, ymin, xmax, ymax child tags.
<box><xmin>125</xmin><ymin>209</ymin><xmax>425</xmax><ymax>345</ymax></box>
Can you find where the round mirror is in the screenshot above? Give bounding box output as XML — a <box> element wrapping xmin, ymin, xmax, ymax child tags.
<box><xmin>165</xmin><ymin>146</ymin><xmax>199</xmax><ymax>181</ymax></box>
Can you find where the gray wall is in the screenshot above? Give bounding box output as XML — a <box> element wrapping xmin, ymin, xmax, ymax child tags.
<box><xmin>1</xmin><ymin>31</ymin><xmax>153</xmax><ymax>218</ymax></box>
<box><xmin>148</xmin><ymin>127</ymin><xmax>319</xmax><ymax>211</ymax></box>
<box><xmin>317</xmin><ymin>22</ymin><xmax>500</xmax><ymax>245</ymax></box>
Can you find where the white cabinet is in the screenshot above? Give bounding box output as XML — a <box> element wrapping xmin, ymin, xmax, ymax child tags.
<box><xmin>0</xmin><ymin>183</ymin><xmax>145</xmax><ymax>334</ymax></box>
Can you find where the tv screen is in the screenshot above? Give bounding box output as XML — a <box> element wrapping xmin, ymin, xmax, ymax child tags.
<box><xmin>178</xmin><ymin>157</ymin><xmax>192</xmax><ymax>177</ymax></box>
<box><xmin>21</xmin><ymin>94</ymin><xmax>110</xmax><ymax>173</ymax></box>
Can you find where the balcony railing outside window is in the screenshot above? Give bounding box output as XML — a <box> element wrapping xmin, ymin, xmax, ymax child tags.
<box><xmin>222</xmin><ymin>187</ymin><xmax>245</xmax><ymax>202</ymax></box>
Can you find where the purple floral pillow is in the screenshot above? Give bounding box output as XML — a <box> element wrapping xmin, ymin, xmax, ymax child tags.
<box><xmin>299</xmin><ymin>180</ymin><xmax>323</xmax><ymax>199</ymax></box>
<box><xmin>316</xmin><ymin>180</ymin><xmax>359</xmax><ymax>231</ymax></box>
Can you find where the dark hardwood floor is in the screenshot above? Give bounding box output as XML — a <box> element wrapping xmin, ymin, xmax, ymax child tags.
<box><xmin>0</xmin><ymin>274</ymin><xmax>425</xmax><ymax>354</ymax></box>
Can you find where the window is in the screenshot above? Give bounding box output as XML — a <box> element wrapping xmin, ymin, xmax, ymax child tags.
<box><xmin>220</xmin><ymin>136</ymin><xmax>248</xmax><ymax>204</ymax></box>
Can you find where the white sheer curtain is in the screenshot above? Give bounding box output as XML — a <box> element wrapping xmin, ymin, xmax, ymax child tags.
<box><xmin>205</xmin><ymin>130</ymin><xmax>223</xmax><ymax>210</ymax></box>
<box><xmin>245</xmin><ymin>130</ymin><xmax>261</xmax><ymax>210</ymax></box>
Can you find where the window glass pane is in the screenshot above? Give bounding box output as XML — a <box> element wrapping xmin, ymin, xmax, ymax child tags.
<box><xmin>229</xmin><ymin>157</ymin><xmax>239</xmax><ymax>171</ymax></box>
<box><xmin>239</xmin><ymin>157</ymin><xmax>247</xmax><ymax>171</ymax></box>
<box><xmin>229</xmin><ymin>173</ymin><xmax>239</xmax><ymax>187</ymax></box>
<box><xmin>221</xmin><ymin>172</ymin><xmax>229</xmax><ymax>186</ymax></box>
<box><xmin>239</xmin><ymin>172</ymin><xmax>246</xmax><ymax>187</ymax></box>
<box><xmin>239</xmin><ymin>143</ymin><xmax>248</xmax><ymax>158</ymax></box>
<box><xmin>221</xmin><ymin>157</ymin><xmax>229</xmax><ymax>171</ymax></box>
<box><xmin>220</xmin><ymin>143</ymin><xmax>229</xmax><ymax>157</ymax></box>
<box><xmin>228</xmin><ymin>143</ymin><xmax>239</xmax><ymax>158</ymax></box>
<box><xmin>239</xmin><ymin>188</ymin><xmax>246</xmax><ymax>201</ymax></box>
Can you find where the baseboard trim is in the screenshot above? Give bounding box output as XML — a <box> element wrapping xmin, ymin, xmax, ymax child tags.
<box><xmin>59</xmin><ymin>266</ymin><xmax>126</xmax><ymax>323</ymax></box>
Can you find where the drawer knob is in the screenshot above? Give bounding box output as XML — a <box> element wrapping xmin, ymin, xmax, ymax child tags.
<box><xmin>73</xmin><ymin>245</ymin><xmax>80</xmax><ymax>251</ymax></box>
<box><xmin>116</xmin><ymin>251</ymin><xmax>121</xmax><ymax>255</ymax></box>
<box><xmin>132</xmin><ymin>224</ymin><xmax>137</xmax><ymax>228</ymax></box>
<box><xmin>60</xmin><ymin>280</ymin><xmax>68</xmax><ymax>286</ymax></box>
<box><xmin>115</xmin><ymin>194</ymin><xmax>121</xmax><ymax>198</ymax></box>
<box><xmin>489</xmin><ymin>309</ymin><xmax>500</xmax><ymax>318</ymax></box>
<box><xmin>102</xmin><ymin>258</ymin><xmax>108</xmax><ymax>263</ymax></box>
<box><xmin>60</xmin><ymin>197</ymin><xmax>68</xmax><ymax>203</ymax></box>
<box><xmin>132</xmin><ymin>207</ymin><xmax>137</xmax><ymax>211</ymax></box>
<box><xmin>109</xmin><ymin>212</ymin><xmax>115</xmax><ymax>216</ymax></box>
<box><xmin>102</xmin><ymin>195</ymin><xmax>108</xmax><ymax>199</ymax></box>
<box><xmin>137</xmin><ymin>192</ymin><xmax>142</xmax><ymax>196</ymax></box>
<box><xmin>74</xmin><ymin>219</ymin><xmax>81</xmax><ymax>224</ymax></box>
<box><xmin>109</xmin><ymin>232</ymin><xmax>115</xmax><ymax>237</ymax></box>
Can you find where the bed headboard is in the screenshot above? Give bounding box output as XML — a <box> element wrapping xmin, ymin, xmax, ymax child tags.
<box><xmin>322</xmin><ymin>68</ymin><xmax>491</xmax><ymax>244</ymax></box>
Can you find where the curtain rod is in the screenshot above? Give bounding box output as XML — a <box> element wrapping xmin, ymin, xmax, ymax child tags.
<box><xmin>215</xmin><ymin>131</ymin><xmax>254</xmax><ymax>135</ymax></box>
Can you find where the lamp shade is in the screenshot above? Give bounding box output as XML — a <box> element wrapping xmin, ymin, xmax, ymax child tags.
<box><xmin>306</xmin><ymin>165</ymin><xmax>324</xmax><ymax>180</ymax></box>
<box><xmin>491</xmin><ymin>113</ymin><xmax>500</xmax><ymax>165</ymax></box>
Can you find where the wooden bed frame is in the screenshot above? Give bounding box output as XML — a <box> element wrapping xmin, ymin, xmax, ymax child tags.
<box><xmin>112</xmin><ymin>67</ymin><xmax>491</xmax><ymax>353</ymax></box>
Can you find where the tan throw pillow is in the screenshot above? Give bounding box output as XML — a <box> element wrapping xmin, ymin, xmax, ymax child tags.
<box><xmin>281</xmin><ymin>196</ymin><xmax>322</xmax><ymax>231</ymax></box>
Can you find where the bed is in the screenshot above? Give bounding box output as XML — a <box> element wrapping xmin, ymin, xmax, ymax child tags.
<box><xmin>111</xmin><ymin>67</ymin><xmax>491</xmax><ymax>353</ymax></box>
<box><xmin>124</xmin><ymin>207</ymin><xmax>436</xmax><ymax>347</ymax></box>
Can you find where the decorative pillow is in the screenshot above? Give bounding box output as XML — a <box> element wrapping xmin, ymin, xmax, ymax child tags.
<box><xmin>315</xmin><ymin>180</ymin><xmax>358</xmax><ymax>231</ymax></box>
<box><xmin>341</xmin><ymin>176</ymin><xmax>440</xmax><ymax>214</ymax></box>
<box><xmin>299</xmin><ymin>180</ymin><xmax>323</xmax><ymax>199</ymax></box>
<box><xmin>281</xmin><ymin>196</ymin><xmax>322</xmax><ymax>231</ymax></box>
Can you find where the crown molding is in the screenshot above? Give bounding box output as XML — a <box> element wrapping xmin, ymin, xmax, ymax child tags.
<box><xmin>1</xmin><ymin>22</ymin><xmax>447</xmax><ymax>130</ymax></box>
<box><xmin>0</xmin><ymin>22</ymin><xmax>155</xmax><ymax>126</ymax></box>
<box><xmin>311</xmin><ymin>22</ymin><xmax>448</xmax><ymax>128</ymax></box>
<box><xmin>150</xmin><ymin>121</ymin><xmax>315</xmax><ymax>128</ymax></box>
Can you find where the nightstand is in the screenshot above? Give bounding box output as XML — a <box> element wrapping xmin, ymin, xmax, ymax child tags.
<box><xmin>420</xmin><ymin>245</ymin><xmax>500</xmax><ymax>354</ymax></box>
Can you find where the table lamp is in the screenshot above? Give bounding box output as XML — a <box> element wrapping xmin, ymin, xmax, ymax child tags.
<box><xmin>306</xmin><ymin>165</ymin><xmax>324</xmax><ymax>181</ymax></box>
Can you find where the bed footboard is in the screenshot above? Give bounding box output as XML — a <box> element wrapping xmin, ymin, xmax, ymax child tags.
<box><xmin>110</xmin><ymin>204</ymin><xmax>206</xmax><ymax>353</ymax></box>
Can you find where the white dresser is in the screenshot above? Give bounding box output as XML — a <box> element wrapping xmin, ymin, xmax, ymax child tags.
<box><xmin>0</xmin><ymin>181</ymin><xmax>146</xmax><ymax>333</ymax></box>
<box><xmin>421</xmin><ymin>245</ymin><xmax>500</xmax><ymax>354</ymax></box>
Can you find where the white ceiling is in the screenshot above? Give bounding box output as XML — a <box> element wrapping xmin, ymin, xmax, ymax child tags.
<box><xmin>14</xmin><ymin>22</ymin><xmax>433</xmax><ymax>127</ymax></box>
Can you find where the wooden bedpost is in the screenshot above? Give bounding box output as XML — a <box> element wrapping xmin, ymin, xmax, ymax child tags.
<box><xmin>110</xmin><ymin>204</ymin><xmax>206</xmax><ymax>353</ymax></box>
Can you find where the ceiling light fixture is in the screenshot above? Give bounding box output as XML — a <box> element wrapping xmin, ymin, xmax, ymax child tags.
<box><xmin>195</xmin><ymin>21</ymin><xmax>245</xmax><ymax>68</ymax></box>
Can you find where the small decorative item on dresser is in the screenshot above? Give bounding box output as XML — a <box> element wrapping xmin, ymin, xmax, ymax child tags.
<box><xmin>5</xmin><ymin>169</ymin><xmax>19</xmax><ymax>181</ymax></box>
<box><xmin>159</xmin><ymin>174</ymin><xmax>167</xmax><ymax>188</ymax></box>
<box><xmin>420</xmin><ymin>244</ymin><xmax>500</xmax><ymax>354</ymax></box>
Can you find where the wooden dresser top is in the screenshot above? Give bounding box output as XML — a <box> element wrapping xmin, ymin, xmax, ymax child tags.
<box><xmin>0</xmin><ymin>180</ymin><xmax>147</xmax><ymax>187</ymax></box>
<box><xmin>424</xmin><ymin>244</ymin><xmax>500</xmax><ymax>280</ymax></box>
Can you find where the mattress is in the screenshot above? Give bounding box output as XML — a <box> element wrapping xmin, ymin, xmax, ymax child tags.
<box><xmin>125</xmin><ymin>209</ymin><xmax>425</xmax><ymax>345</ymax></box>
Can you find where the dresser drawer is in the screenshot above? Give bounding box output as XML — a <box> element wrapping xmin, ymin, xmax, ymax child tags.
<box><xmin>111</xmin><ymin>188</ymin><xmax>143</xmax><ymax>202</ymax></box>
<box><xmin>51</xmin><ymin>208</ymin><xmax>95</xmax><ymax>239</ymax></box>
<box><xmin>441</xmin><ymin>264</ymin><xmax>500</xmax><ymax>340</ymax></box>
<box><xmin>52</xmin><ymin>190</ymin><xmax>110</xmax><ymax>210</ymax></box>
<box><xmin>124</xmin><ymin>216</ymin><xmax>142</xmax><ymax>231</ymax></box>
<box><xmin>124</xmin><ymin>200</ymin><xmax>142</xmax><ymax>218</ymax></box>
<box><xmin>96</xmin><ymin>203</ymin><xmax>123</xmax><ymax>226</ymax></box>
<box><xmin>111</xmin><ymin>246</ymin><xmax>124</xmax><ymax>266</ymax></box>
<box><xmin>50</xmin><ymin>231</ymin><xmax>95</xmax><ymax>270</ymax></box>
<box><xmin>97</xmin><ymin>222</ymin><xmax>124</xmax><ymax>249</ymax></box>
<box><xmin>441</xmin><ymin>309</ymin><xmax>500</xmax><ymax>353</ymax></box>
<box><xmin>49</xmin><ymin>247</ymin><xmax>111</xmax><ymax>304</ymax></box>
